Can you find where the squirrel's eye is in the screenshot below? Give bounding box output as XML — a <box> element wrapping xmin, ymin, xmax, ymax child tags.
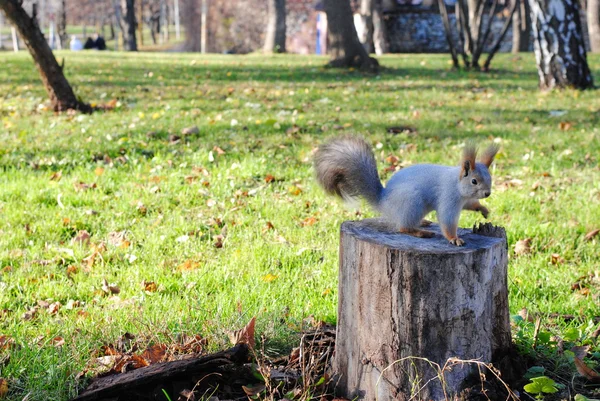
<box><xmin>471</xmin><ymin>179</ymin><xmax>478</xmax><ymax>185</ymax></box>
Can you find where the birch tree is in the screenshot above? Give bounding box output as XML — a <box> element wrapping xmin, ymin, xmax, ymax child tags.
<box><xmin>528</xmin><ymin>0</ymin><xmax>594</xmax><ymax>88</ymax></box>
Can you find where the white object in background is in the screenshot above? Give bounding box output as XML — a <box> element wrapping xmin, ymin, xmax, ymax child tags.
<box><xmin>70</xmin><ymin>35</ymin><xmax>83</xmax><ymax>51</ymax></box>
<box><xmin>11</xmin><ymin>27</ymin><xmax>19</xmax><ymax>52</ymax></box>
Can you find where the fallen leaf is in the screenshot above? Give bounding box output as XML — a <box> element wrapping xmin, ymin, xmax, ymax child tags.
<box><xmin>178</xmin><ymin>260</ymin><xmax>201</xmax><ymax>272</ymax></box>
<box><xmin>571</xmin><ymin>345</ymin><xmax>590</xmax><ymax>360</ymax></box>
<box><xmin>0</xmin><ymin>336</ymin><xmax>14</xmax><ymax>351</ymax></box>
<box><xmin>262</xmin><ymin>274</ymin><xmax>278</xmax><ymax>282</ymax></box>
<box><xmin>242</xmin><ymin>383</ymin><xmax>265</xmax><ymax>397</ymax></box>
<box><xmin>52</xmin><ymin>336</ymin><xmax>65</xmax><ymax>347</ymax></box>
<box><xmin>264</xmin><ymin>174</ymin><xmax>275</xmax><ymax>183</ymax></box>
<box><xmin>301</xmin><ymin>216</ymin><xmax>318</xmax><ymax>227</ymax></box>
<box><xmin>94</xmin><ymin>167</ymin><xmax>105</xmax><ymax>176</ymax></box>
<box><xmin>514</xmin><ymin>239</ymin><xmax>532</xmax><ymax>256</ymax></box>
<box><xmin>108</xmin><ymin>231</ymin><xmax>129</xmax><ymax>247</ymax></box>
<box><xmin>143</xmin><ymin>281</ymin><xmax>158</xmax><ymax>292</ymax></box>
<box><xmin>288</xmin><ymin>185</ymin><xmax>302</xmax><ymax>196</ymax></box>
<box><xmin>584</xmin><ymin>229</ymin><xmax>600</xmax><ymax>241</ymax></box>
<box><xmin>101</xmin><ymin>279</ymin><xmax>120</xmax><ymax>295</ymax></box>
<box><xmin>48</xmin><ymin>302</ymin><xmax>61</xmax><ymax>315</ymax></box>
<box><xmin>551</xmin><ymin>253</ymin><xmax>564</xmax><ymax>265</ymax></box>
<box><xmin>141</xmin><ymin>344</ymin><xmax>167</xmax><ymax>364</ymax></box>
<box><xmin>50</xmin><ymin>171</ymin><xmax>63</xmax><ymax>181</ymax></box>
<box><xmin>574</xmin><ymin>357</ymin><xmax>600</xmax><ymax>383</ymax></box>
<box><xmin>228</xmin><ymin>316</ymin><xmax>256</xmax><ymax>348</ymax></box>
<box><xmin>559</xmin><ymin>121</ymin><xmax>573</xmax><ymax>131</ymax></box>
<box><xmin>181</xmin><ymin>126</ymin><xmax>199</xmax><ymax>136</ymax></box>
<box><xmin>0</xmin><ymin>378</ymin><xmax>7</xmax><ymax>398</ymax></box>
<box><xmin>72</xmin><ymin>230</ymin><xmax>91</xmax><ymax>245</ymax></box>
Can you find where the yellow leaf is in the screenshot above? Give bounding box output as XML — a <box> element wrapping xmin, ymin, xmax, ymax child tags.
<box><xmin>94</xmin><ymin>167</ymin><xmax>105</xmax><ymax>176</ymax></box>
<box><xmin>262</xmin><ymin>274</ymin><xmax>278</xmax><ymax>282</ymax></box>
<box><xmin>152</xmin><ymin>112</ymin><xmax>161</xmax><ymax>120</ymax></box>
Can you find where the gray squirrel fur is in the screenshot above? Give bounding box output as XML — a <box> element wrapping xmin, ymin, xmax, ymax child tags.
<box><xmin>314</xmin><ymin>136</ymin><xmax>499</xmax><ymax>246</ymax></box>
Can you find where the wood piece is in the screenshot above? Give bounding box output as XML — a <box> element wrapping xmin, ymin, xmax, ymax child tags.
<box><xmin>71</xmin><ymin>344</ymin><xmax>249</xmax><ymax>401</ymax></box>
<box><xmin>333</xmin><ymin>219</ymin><xmax>511</xmax><ymax>401</ymax></box>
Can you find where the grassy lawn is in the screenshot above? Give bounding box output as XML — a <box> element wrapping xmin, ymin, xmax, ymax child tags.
<box><xmin>0</xmin><ymin>51</ymin><xmax>599</xmax><ymax>400</ymax></box>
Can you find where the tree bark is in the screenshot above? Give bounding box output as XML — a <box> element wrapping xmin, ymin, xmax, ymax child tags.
<box><xmin>512</xmin><ymin>0</ymin><xmax>532</xmax><ymax>52</ymax></box>
<box><xmin>439</xmin><ymin>0</ymin><xmax>460</xmax><ymax>68</ymax></box>
<box><xmin>333</xmin><ymin>220</ymin><xmax>512</xmax><ymax>400</ymax></box>
<box><xmin>124</xmin><ymin>0</ymin><xmax>137</xmax><ymax>51</ymax></box>
<box><xmin>263</xmin><ymin>0</ymin><xmax>286</xmax><ymax>53</ymax></box>
<box><xmin>528</xmin><ymin>0</ymin><xmax>594</xmax><ymax>89</ymax></box>
<box><xmin>372</xmin><ymin>0</ymin><xmax>389</xmax><ymax>55</ymax></box>
<box><xmin>356</xmin><ymin>0</ymin><xmax>374</xmax><ymax>53</ymax></box>
<box><xmin>589</xmin><ymin>0</ymin><xmax>600</xmax><ymax>51</ymax></box>
<box><xmin>324</xmin><ymin>0</ymin><xmax>378</xmax><ymax>70</ymax></box>
<box><xmin>57</xmin><ymin>0</ymin><xmax>67</xmax><ymax>48</ymax></box>
<box><xmin>0</xmin><ymin>0</ymin><xmax>91</xmax><ymax>112</ymax></box>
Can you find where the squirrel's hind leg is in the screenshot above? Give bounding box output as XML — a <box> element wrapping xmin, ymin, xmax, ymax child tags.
<box><xmin>399</xmin><ymin>227</ymin><xmax>435</xmax><ymax>238</ymax></box>
<box><xmin>420</xmin><ymin>219</ymin><xmax>433</xmax><ymax>227</ymax></box>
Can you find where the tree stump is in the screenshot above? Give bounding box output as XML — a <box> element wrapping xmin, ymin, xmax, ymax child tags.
<box><xmin>333</xmin><ymin>219</ymin><xmax>511</xmax><ymax>401</ymax></box>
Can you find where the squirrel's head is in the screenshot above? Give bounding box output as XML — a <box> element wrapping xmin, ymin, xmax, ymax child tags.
<box><xmin>458</xmin><ymin>144</ymin><xmax>499</xmax><ymax>199</ymax></box>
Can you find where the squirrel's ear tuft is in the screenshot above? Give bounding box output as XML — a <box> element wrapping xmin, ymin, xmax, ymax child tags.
<box><xmin>461</xmin><ymin>144</ymin><xmax>477</xmax><ymax>177</ymax></box>
<box><xmin>480</xmin><ymin>143</ymin><xmax>500</xmax><ymax>167</ymax></box>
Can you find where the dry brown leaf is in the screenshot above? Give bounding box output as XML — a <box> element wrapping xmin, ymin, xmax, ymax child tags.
<box><xmin>52</xmin><ymin>336</ymin><xmax>65</xmax><ymax>347</ymax></box>
<box><xmin>181</xmin><ymin>126</ymin><xmax>199</xmax><ymax>136</ymax></box>
<box><xmin>178</xmin><ymin>260</ymin><xmax>200</xmax><ymax>272</ymax></box>
<box><xmin>50</xmin><ymin>171</ymin><xmax>62</xmax><ymax>181</ymax></box>
<box><xmin>265</xmin><ymin>174</ymin><xmax>275</xmax><ymax>183</ymax></box>
<box><xmin>108</xmin><ymin>231</ymin><xmax>128</xmax><ymax>247</ymax></box>
<box><xmin>0</xmin><ymin>336</ymin><xmax>14</xmax><ymax>351</ymax></box>
<box><xmin>101</xmin><ymin>279</ymin><xmax>120</xmax><ymax>295</ymax></box>
<box><xmin>571</xmin><ymin>345</ymin><xmax>590</xmax><ymax>360</ymax></box>
<box><xmin>228</xmin><ymin>316</ymin><xmax>256</xmax><ymax>348</ymax></box>
<box><xmin>66</xmin><ymin>265</ymin><xmax>79</xmax><ymax>278</ymax></box>
<box><xmin>143</xmin><ymin>281</ymin><xmax>158</xmax><ymax>292</ymax></box>
<box><xmin>559</xmin><ymin>121</ymin><xmax>573</xmax><ymax>131</ymax></box>
<box><xmin>48</xmin><ymin>302</ymin><xmax>61</xmax><ymax>315</ymax></box>
<box><xmin>72</xmin><ymin>230</ymin><xmax>91</xmax><ymax>245</ymax></box>
<box><xmin>301</xmin><ymin>216</ymin><xmax>318</xmax><ymax>227</ymax></box>
<box><xmin>514</xmin><ymin>238</ymin><xmax>532</xmax><ymax>256</ymax></box>
<box><xmin>141</xmin><ymin>344</ymin><xmax>167</xmax><ymax>364</ymax></box>
<box><xmin>574</xmin><ymin>357</ymin><xmax>600</xmax><ymax>383</ymax></box>
<box><xmin>0</xmin><ymin>378</ymin><xmax>8</xmax><ymax>398</ymax></box>
<box><xmin>551</xmin><ymin>253</ymin><xmax>564</xmax><ymax>265</ymax></box>
<box><xmin>242</xmin><ymin>383</ymin><xmax>265</xmax><ymax>397</ymax></box>
<box><xmin>584</xmin><ymin>229</ymin><xmax>600</xmax><ymax>241</ymax></box>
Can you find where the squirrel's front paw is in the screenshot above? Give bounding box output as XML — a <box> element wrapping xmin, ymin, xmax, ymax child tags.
<box><xmin>479</xmin><ymin>207</ymin><xmax>489</xmax><ymax>219</ymax></box>
<box><xmin>449</xmin><ymin>237</ymin><xmax>465</xmax><ymax>246</ymax></box>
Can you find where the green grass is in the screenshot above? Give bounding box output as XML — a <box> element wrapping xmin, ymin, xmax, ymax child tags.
<box><xmin>0</xmin><ymin>51</ymin><xmax>599</xmax><ymax>400</ymax></box>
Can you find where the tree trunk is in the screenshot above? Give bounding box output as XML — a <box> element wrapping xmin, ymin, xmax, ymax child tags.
<box><xmin>333</xmin><ymin>220</ymin><xmax>512</xmax><ymax>400</ymax></box>
<box><xmin>182</xmin><ymin>0</ymin><xmax>200</xmax><ymax>51</ymax></box>
<box><xmin>528</xmin><ymin>0</ymin><xmax>594</xmax><ymax>89</ymax></box>
<box><xmin>439</xmin><ymin>0</ymin><xmax>460</xmax><ymax>68</ymax></box>
<box><xmin>124</xmin><ymin>0</ymin><xmax>137</xmax><ymax>51</ymax></box>
<box><xmin>324</xmin><ymin>0</ymin><xmax>378</xmax><ymax>70</ymax></box>
<box><xmin>589</xmin><ymin>0</ymin><xmax>600</xmax><ymax>51</ymax></box>
<box><xmin>264</xmin><ymin>0</ymin><xmax>286</xmax><ymax>53</ymax></box>
<box><xmin>0</xmin><ymin>0</ymin><xmax>91</xmax><ymax>112</ymax></box>
<box><xmin>512</xmin><ymin>0</ymin><xmax>532</xmax><ymax>52</ymax></box>
<box><xmin>356</xmin><ymin>0</ymin><xmax>374</xmax><ymax>53</ymax></box>
<box><xmin>372</xmin><ymin>0</ymin><xmax>389</xmax><ymax>54</ymax></box>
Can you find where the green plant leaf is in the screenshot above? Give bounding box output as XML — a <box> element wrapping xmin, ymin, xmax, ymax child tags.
<box><xmin>524</xmin><ymin>366</ymin><xmax>546</xmax><ymax>379</ymax></box>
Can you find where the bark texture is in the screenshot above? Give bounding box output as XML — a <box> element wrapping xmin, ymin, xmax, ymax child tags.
<box><xmin>528</xmin><ymin>0</ymin><xmax>594</xmax><ymax>88</ymax></box>
<box><xmin>0</xmin><ymin>0</ymin><xmax>91</xmax><ymax>112</ymax></box>
<box><xmin>589</xmin><ymin>0</ymin><xmax>600</xmax><ymax>52</ymax></box>
<box><xmin>357</xmin><ymin>0</ymin><xmax>374</xmax><ymax>53</ymax></box>
<box><xmin>124</xmin><ymin>0</ymin><xmax>137</xmax><ymax>51</ymax></box>
<box><xmin>264</xmin><ymin>0</ymin><xmax>286</xmax><ymax>52</ymax></box>
<box><xmin>324</xmin><ymin>0</ymin><xmax>378</xmax><ymax>70</ymax></box>
<box><xmin>334</xmin><ymin>220</ymin><xmax>511</xmax><ymax>401</ymax></box>
<box><xmin>513</xmin><ymin>0</ymin><xmax>532</xmax><ymax>52</ymax></box>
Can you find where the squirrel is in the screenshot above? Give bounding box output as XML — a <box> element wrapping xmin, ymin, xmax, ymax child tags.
<box><xmin>314</xmin><ymin>136</ymin><xmax>499</xmax><ymax>246</ymax></box>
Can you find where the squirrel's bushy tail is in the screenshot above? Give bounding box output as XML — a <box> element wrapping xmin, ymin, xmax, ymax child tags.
<box><xmin>314</xmin><ymin>136</ymin><xmax>383</xmax><ymax>207</ymax></box>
